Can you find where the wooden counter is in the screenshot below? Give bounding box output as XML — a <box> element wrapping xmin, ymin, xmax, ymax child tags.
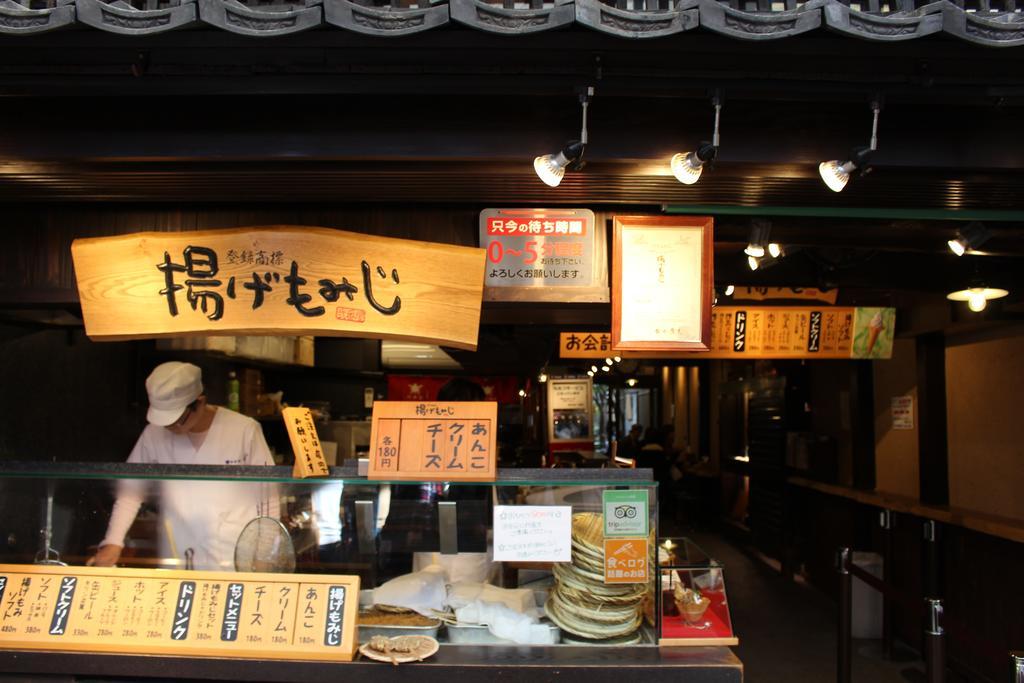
<box><xmin>787</xmin><ymin>476</ymin><xmax>1024</xmax><ymax>544</ymax></box>
<box><xmin>0</xmin><ymin>646</ymin><xmax>743</xmax><ymax>683</ymax></box>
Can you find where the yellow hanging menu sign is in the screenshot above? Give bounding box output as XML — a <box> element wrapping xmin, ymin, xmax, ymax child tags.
<box><xmin>0</xmin><ymin>565</ymin><xmax>359</xmax><ymax>661</ymax></box>
<box><xmin>560</xmin><ymin>307</ymin><xmax>894</xmax><ymax>360</ymax></box>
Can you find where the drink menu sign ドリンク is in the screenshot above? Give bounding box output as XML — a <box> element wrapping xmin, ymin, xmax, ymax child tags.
<box><xmin>0</xmin><ymin>565</ymin><xmax>359</xmax><ymax>661</ymax></box>
<box><xmin>367</xmin><ymin>401</ymin><xmax>498</xmax><ymax>482</ymax></box>
<box><xmin>71</xmin><ymin>226</ymin><xmax>487</xmax><ymax>351</ymax></box>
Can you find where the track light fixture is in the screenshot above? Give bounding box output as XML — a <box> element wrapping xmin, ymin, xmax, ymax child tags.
<box><xmin>744</xmin><ymin>219</ymin><xmax>771</xmax><ymax>258</ymax></box>
<box><xmin>819</xmin><ymin>100</ymin><xmax>881</xmax><ymax>193</ymax></box>
<box><xmin>671</xmin><ymin>95</ymin><xmax>722</xmax><ymax>186</ymax></box>
<box><xmin>534</xmin><ymin>87</ymin><xmax>593</xmax><ymax>187</ymax></box>
<box><xmin>948</xmin><ymin>222</ymin><xmax>991</xmax><ymax>256</ymax></box>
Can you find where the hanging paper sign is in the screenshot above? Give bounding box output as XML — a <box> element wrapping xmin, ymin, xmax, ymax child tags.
<box><xmin>368</xmin><ymin>401</ymin><xmax>498</xmax><ymax>482</ymax></box>
<box><xmin>480</xmin><ymin>208</ymin><xmax>608</xmax><ymax>303</ymax></box>
<box><xmin>71</xmin><ymin>226</ymin><xmax>486</xmax><ymax>350</ymax></box>
<box><xmin>493</xmin><ymin>506</ymin><xmax>572</xmax><ymax>562</ymax></box>
<box><xmin>612</xmin><ymin>216</ymin><xmax>714</xmax><ymax>352</ymax></box>
<box><xmin>0</xmin><ymin>564</ymin><xmax>359</xmax><ymax>661</ymax></box>
<box><xmin>560</xmin><ymin>307</ymin><xmax>895</xmax><ymax>360</ymax></box>
<box><xmin>283</xmin><ymin>407</ymin><xmax>329</xmax><ymax>478</ymax></box>
<box><xmin>731</xmin><ymin>287</ymin><xmax>838</xmax><ymax>304</ymax></box>
<box><xmin>891</xmin><ymin>396</ymin><xmax>914</xmax><ymax>430</ymax></box>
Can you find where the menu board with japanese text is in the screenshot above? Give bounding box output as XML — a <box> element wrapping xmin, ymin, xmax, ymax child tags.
<box><xmin>283</xmin><ymin>407</ymin><xmax>329</xmax><ymax>478</ymax></box>
<box><xmin>367</xmin><ymin>401</ymin><xmax>498</xmax><ymax>482</ymax></box>
<box><xmin>71</xmin><ymin>226</ymin><xmax>486</xmax><ymax>351</ymax></box>
<box><xmin>0</xmin><ymin>564</ymin><xmax>359</xmax><ymax>661</ymax></box>
<box><xmin>560</xmin><ymin>307</ymin><xmax>895</xmax><ymax>360</ymax></box>
<box><xmin>547</xmin><ymin>378</ymin><xmax>593</xmax><ymax>445</ymax></box>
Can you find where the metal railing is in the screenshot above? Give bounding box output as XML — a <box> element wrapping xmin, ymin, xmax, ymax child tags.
<box><xmin>836</xmin><ymin>544</ymin><xmax>1020</xmax><ymax>683</ymax></box>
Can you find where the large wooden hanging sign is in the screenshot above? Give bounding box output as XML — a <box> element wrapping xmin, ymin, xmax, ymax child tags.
<box><xmin>71</xmin><ymin>226</ymin><xmax>487</xmax><ymax>350</ymax></box>
<box><xmin>612</xmin><ymin>216</ymin><xmax>714</xmax><ymax>352</ymax></box>
<box><xmin>0</xmin><ymin>564</ymin><xmax>359</xmax><ymax>661</ymax></box>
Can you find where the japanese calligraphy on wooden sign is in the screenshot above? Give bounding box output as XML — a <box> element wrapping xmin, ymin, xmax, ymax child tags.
<box><xmin>71</xmin><ymin>226</ymin><xmax>487</xmax><ymax>350</ymax></box>
<box><xmin>612</xmin><ymin>216</ymin><xmax>714</xmax><ymax>352</ymax></box>
<box><xmin>367</xmin><ymin>401</ymin><xmax>498</xmax><ymax>482</ymax></box>
<box><xmin>603</xmin><ymin>538</ymin><xmax>650</xmax><ymax>585</ymax></box>
<box><xmin>547</xmin><ymin>378</ymin><xmax>593</xmax><ymax>444</ymax></box>
<box><xmin>730</xmin><ymin>287</ymin><xmax>838</xmax><ymax>304</ymax></box>
<box><xmin>480</xmin><ymin>209</ymin><xmax>608</xmax><ymax>303</ymax></box>
<box><xmin>0</xmin><ymin>564</ymin><xmax>359</xmax><ymax>661</ymax></box>
<box><xmin>560</xmin><ymin>307</ymin><xmax>895</xmax><ymax>360</ymax></box>
<box><xmin>283</xmin><ymin>407</ymin><xmax>329</xmax><ymax>478</ymax></box>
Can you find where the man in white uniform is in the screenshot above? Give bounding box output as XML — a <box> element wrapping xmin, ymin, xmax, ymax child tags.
<box><xmin>89</xmin><ymin>362</ymin><xmax>278</xmax><ymax>571</ymax></box>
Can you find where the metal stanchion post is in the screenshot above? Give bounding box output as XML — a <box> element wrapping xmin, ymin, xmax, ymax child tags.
<box><xmin>837</xmin><ymin>547</ymin><xmax>852</xmax><ymax>683</ymax></box>
<box><xmin>1010</xmin><ymin>651</ymin><xmax>1024</xmax><ymax>683</ymax></box>
<box><xmin>880</xmin><ymin>509</ymin><xmax>894</xmax><ymax>660</ymax></box>
<box><xmin>924</xmin><ymin>598</ymin><xmax>945</xmax><ymax>683</ymax></box>
<box><xmin>923</xmin><ymin>520</ymin><xmax>940</xmax><ymax>599</ymax></box>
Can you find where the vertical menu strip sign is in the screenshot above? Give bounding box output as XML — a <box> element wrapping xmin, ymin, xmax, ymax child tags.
<box><xmin>367</xmin><ymin>401</ymin><xmax>499</xmax><ymax>482</ymax></box>
<box><xmin>0</xmin><ymin>565</ymin><xmax>359</xmax><ymax>661</ymax></box>
<box><xmin>283</xmin><ymin>406</ymin><xmax>330</xmax><ymax>478</ymax></box>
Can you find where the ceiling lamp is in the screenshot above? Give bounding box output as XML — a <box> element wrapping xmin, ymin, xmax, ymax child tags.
<box><xmin>534</xmin><ymin>87</ymin><xmax>593</xmax><ymax>187</ymax></box>
<box><xmin>819</xmin><ymin>100</ymin><xmax>881</xmax><ymax>193</ymax></box>
<box><xmin>947</xmin><ymin>286</ymin><xmax>1008</xmax><ymax>313</ymax></box>
<box><xmin>671</xmin><ymin>95</ymin><xmax>722</xmax><ymax>186</ymax></box>
<box><xmin>947</xmin><ymin>222</ymin><xmax>991</xmax><ymax>257</ymax></box>
<box><xmin>724</xmin><ymin>285</ymin><xmax>735</xmax><ymax>296</ymax></box>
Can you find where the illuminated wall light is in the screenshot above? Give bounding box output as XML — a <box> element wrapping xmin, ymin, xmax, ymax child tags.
<box><xmin>601</xmin><ymin>365</ymin><xmax>611</xmax><ymax>372</ymax></box>
<box><xmin>748</xmin><ymin>255</ymin><xmax>760</xmax><ymax>271</ymax></box>
<box><xmin>768</xmin><ymin>243</ymin><xmax>783</xmax><ymax>259</ymax></box>
<box><xmin>613</xmin><ymin>356</ymin><xmax>622</xmax><ymax>363</ymax></box>
<box><xmin>725</xmin><ymin>285</ymin><xmax>735</xmax><ymax>296</ymax></box>
<box><xmin>538</xmin><ymin>372</ymin><xmax>548</xmax><ymax>383</ymax></box>
<box><xmin>605</xmin><ymin>357</ymin><xmax>614</xmax><ymax>365</ymax></box>
<box><xmin>518</xmin><ymin>389</ymin><xmax>527</xmax><ymax>398</ymax></box>
<box><xmin>626</xmin><ymin>378</ymin><xmax>638</xmax><ymax>387</ymax></box>
<box><xmin>587</xmin><ymin>370</ymin><xmax>595</xmax><ymax>377</ymax></box>
<box><xmin>591</xmin><ymin>365</ymin><xmax>598</xmax><ymax>373</ymax></box>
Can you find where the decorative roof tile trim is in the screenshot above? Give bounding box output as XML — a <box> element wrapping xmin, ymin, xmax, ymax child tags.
<box><xmin>576</xmin><ymin>0</ymin><xmax>697</xmax><ymax>38</ymax></box>
<box><xmin>449</xmin><ymin>0</ymin><xmax>574</xmax><ymax>33</ymax></box>
<box><xmin>324</xmin><ymin>0</ymin><xmax>448</xmax><ymax>35</ymax></box>
<box><xmin>76</xmin><ymin>0</ymin><xmax>195</xmax><ymax>33</ymax></box>
<box><xmin>939</xmin><ymin>0</ymin><xmax>1024</xmax><ymax>45</ymax></box>
<box><xmin>198</xmin><ymin>0</ymin><xmax>322</xmax><ymax>34</ymax></box>
<box><xmin>823</xmin><ymin>0</ymin><xmax>944</xmax><ymax>41</ymax></box>
<box><xmin>698</xmin><ymin>0</ymin><xmax>823</xmax><ymax>39</ymax></box>
<box><xmin>0</xmin><ymin>0</ymin><xmax>75</xmax><ymax>34</ymax></box>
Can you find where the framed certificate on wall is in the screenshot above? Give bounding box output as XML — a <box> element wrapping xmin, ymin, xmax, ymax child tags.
<box><xmin>612</xmin><ymin>215</ymin><xmax>714</xmax><ymax>351</ymax></box>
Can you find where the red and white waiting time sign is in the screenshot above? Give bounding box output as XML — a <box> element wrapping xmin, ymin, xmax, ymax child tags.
<box><xmin>479</xmin><ymin>208</ymin><xmax>608</xmax><ymax>303</ymax></box>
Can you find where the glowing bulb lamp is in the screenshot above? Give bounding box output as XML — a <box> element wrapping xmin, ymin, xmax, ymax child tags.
<box><xmin>947</xmin><ymin>286</ymin><xmax>1008</xmax><ymax>312</ymax></box>
<box><xmin>947</xmin><ymin>222</ymin><xmax>991</xmax><ymax>257</ymax></box>
<box><xmin>819</xmin><ymin>101</ymin><xmax>881</xmax><ymax>193</ymax></box>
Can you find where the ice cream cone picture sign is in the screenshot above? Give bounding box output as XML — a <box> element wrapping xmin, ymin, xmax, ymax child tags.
<box><xmin>852</xmin><ymin>308</ymin><xmax>895</xmax><ymax>359</ymax></box>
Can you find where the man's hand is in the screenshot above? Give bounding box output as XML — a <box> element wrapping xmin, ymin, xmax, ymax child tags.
<box><xmin>87</xmin><ymin>544</ymin><xmax>123</xmax><ymax>567</ymax></box>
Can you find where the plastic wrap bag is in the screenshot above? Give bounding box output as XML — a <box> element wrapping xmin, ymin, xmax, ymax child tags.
<box><xmin>447</xmin><ymin>581</ymin><xmax>539</xmax><ymax>617</ymax></box>
<box><xmin>372</xmin><ymin>565</ymin><xmax>447</xmax><ymax>617</ymax></box>
<box><xmin>454</xmin><ymin>600</ymin><xmax>556</xmax><ymax>645</ymax></box>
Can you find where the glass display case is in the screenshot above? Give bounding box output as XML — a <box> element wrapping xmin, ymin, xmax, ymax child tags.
<box><xmin>0</xmin><ymin>463</ymin><xmax>661</xmax><ymax>649</ymax></box>
<box><xmin>657</xmin><ymin>537</ymin><xmax>738</xmax><ymax>646</ymax></box>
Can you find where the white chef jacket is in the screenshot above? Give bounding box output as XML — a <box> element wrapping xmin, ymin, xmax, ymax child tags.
<box><xmin>102</xmin><ymin>407</ymin><xmax>278</xmax><ymax>571</ymax></box>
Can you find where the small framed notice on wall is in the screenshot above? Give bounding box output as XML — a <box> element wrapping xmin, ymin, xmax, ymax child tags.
<box><xmin>612</xmin><ymin>216</ymin><xmax>714</xmax><ymax>352</ymax></box>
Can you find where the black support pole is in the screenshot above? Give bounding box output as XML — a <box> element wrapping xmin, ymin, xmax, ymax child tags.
<box><xmin>924</xmin><ymin>598</ymin><xmax>945</xmax><ymax>683</ymax></box>
<box><xmin>880</xmin><ymin>509</ymin><xmax>895</xmax><ymax>660</ymax></box>
<box><xmin>837</xmin><ymin>547</ymin><xmax>852</xmax><ymax>683</ymax></box>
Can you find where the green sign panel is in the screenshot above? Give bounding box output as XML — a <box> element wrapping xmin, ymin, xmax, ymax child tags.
<box><xmin>602</xmin><ymin>490</ymin><xmax>649</xmax><ymax>537</ymax></box>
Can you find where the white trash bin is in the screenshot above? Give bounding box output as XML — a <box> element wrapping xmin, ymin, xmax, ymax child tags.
<box><xmin>851</xmin><ymin>551</ymin><xmax>884</xmax><ymax>639</ymax></box>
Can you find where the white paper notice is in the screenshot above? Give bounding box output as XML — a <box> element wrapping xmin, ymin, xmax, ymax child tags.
<box><xmin>619</xmin><ymin>226</ymin><xmax>702</xmax><ymax>343</ymax></box>
<box><xmin>891</xmin><ymin>395</ymin><xmax>914</xmax><ymax>430</ymax></box>
<box><xmin>493</xmin><ymin>505</ymin><xmax>572</xmax><ymax>562</ymax></box>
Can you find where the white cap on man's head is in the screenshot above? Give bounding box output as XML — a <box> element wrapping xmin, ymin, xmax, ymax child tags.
<box><xmin>146</xmin><ymin>362</ymin><xmax>203</xmax><ymax>426</ymax></box>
